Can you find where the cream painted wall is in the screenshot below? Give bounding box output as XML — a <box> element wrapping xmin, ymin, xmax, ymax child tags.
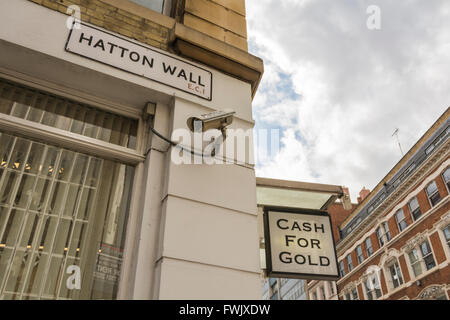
<box><xmin>0</xmin><ymin>0</ymin><xmax>260</xmax><ymax>299</ymax></box>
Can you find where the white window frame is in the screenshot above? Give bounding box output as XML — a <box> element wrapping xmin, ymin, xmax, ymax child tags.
<box><xmin>365</xmin><ymin>237</ymin><xmax>373</xmax><ymax>257</ymax></box>
<box><xmin>356</xmin><ymin>244</ymin><xmax>364</xmax><ymax>264</ymax></box>
<box><xmin>339</xmin><ymin>260</ymin><xmax>346</xmax><ymax>277</ymax></box>
<box><xmin>442</xmin><ymin>166</ymin><xmax>450</xmax><ymax>193</ymax></box>
<box><xmin>425</xmin><ymin>180</ymin><xmax>441</xmax><ymax>207</ymax></box>
<box><xmin>351</xmin><ymin>287</ymin><xmax>359</xmax><ymax>300</ymax></box>
<box><xmin>406</xmin><ymin>239</ymin><xmax>437</xmax><ymax>279</ymax></box>
<box><xmin>408</xmin><ymin>196</ymin><xmax>422</xmax><ymax>221</ymax></box>
<box><xmin>441</xmin><ymin>224</ymin><xmax>450</xmax><ymax>257</ymax></box>
<box><xmin>363</xmin><ymin>272</ymin><xmax>383</xmax><ymax>300</ymax></box>
<box><xmin>347</xmin><ymin>254</ymin><xmax>353</xmax><ymax>272</ymax></box>
<box><xmin>385</xmin><ymin>259</ymin><xmax>404</xmax><ymax>291</ymax></box>
<box><xmin>376</xmin><ymin>222</ymin><xmax>391</xmax><ymax>247</ymax></box>
<box><xmin>395</xmin><ymin>208</ymin><xmax>408</xmax><ymax>232</ymax></box>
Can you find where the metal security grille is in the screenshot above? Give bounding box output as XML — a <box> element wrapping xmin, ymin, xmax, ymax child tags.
<box><xmin>0</xmin><ymin>132</ymin><xmax>102</xmax><ymax>299</ymax></box>
<box><xmin>0</xmin><ymin>131</ymin><xmax>134</xmax><ymax>300</ymax></box>
<box><xmin>0</xmin><ymin>79</ymin><xmax>137</xmax><ymax>149</ymax></box>
<box><xmin>0</xmin><ymin>80</ymin><xmax>137</xmax><ymax>300</ymax></box>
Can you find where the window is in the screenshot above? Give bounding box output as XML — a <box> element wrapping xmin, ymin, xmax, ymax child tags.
<box><xmin>426</xmin><ymin>181</ymin><xmax>441</xmax><ymax>206</ymax></box>
<box><xmin>443</xmin><ymin>167</ymin><xmax>450</xmax><ymax>191</ymax></box>
<box><xmin>339</xmin><ymin>260</ymin><xmax>346</xmax><ymax>277</ymax></box>
<box><xmin>408</xmin><ymin>197</ymin><xmax>422</xmax><ymax>221</ymax></box>
<box><xmin>344</xmin><ymin>288</ymin><xmax>358</xmax><ymax>300</ymax></box>
<box><xmin>356</xmin><ymin>245</ymin><xmax>364</xmax><ymax>264</ymax></box>
<box><xmin>395</xmin><ymin>209</ymin><xmax>408</xmax><ymax>232</ymax></box>
<box><xmin>284</xmin><ymin>281</ymin><xmax>305</xmax><ymax>300</ymax></box>
<box><xmin>351</xmin><ymin>288</ymin><xmax>359</xmax><ymax>300</ymax></box>
<box><xmin>130</xmin><ymin>0</ymin><xmax>165</xmax><ymax>13</ymax></box>
<box><xmin>407</xmin><ymin>240</ymin><xmax>436</xmax><ymax>277</ymax></box>
<box><xmin>329</xmin><ymin>281</ymin><xmax>335</xmax><ymax>295</ymax></box>
<box><xmin>347</xmin><ymin>254</ymin><xmax>353</xmax><ymax>272</ymax></box>
<box><xmin>0</xmin><ymin>133</ymin><xmax>135</xmax><ymax>300</ymax></box>
<box><xmin>0</xmin><ymin>81</ymin><xmax>138</xmax><ymax>149</ymax></box>
<box><xmin>364</xmin><ymin>273</ymin><xmax>382</xmax><ymax>300</ymax></box>
<box><xmin>320</xmin><ymin>286</ymin><xmax>326</xmax><ymax>300</ymax></box>
<box><xmin>365</xmin><ymin>237</ymin><xmax>373</xmax><ymax>257</ymax></box>
<box><xmin>443</xmin><ymin>225</ymin><xmax>450</xmax><ymax>249</ymax></box>
<box><xmin>376</xmin><ymin>222</ymin><xmax>391</xmax><ymax>247</ymax></box>
<box><xmin>387</xmin><ymin>260</ymin><xmax>404</xmax><ymax>289</ymax></box>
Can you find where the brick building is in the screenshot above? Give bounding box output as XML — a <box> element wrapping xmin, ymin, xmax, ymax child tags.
<box><xmin>0</xmin><ymin>0</ymin><xmax>263</xmax><ymax>299</ymax></box>
<box><xmin>336</xmin><ymin>108</ymin><xmax>449</xmax><ymax>300</ymax></box>
<box><xmin>308</xmin><ymin>199</ymin><xmax>356</xmax><ymax>300</ymax></box>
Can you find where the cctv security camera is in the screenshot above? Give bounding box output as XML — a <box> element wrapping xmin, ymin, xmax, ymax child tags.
<box><xmin>187</xmin><ymin>110</ymin><xmax>235</xmax><ymax>133</ymax></box>
<box><xmin>187</xmin><ymin>109</ymin><xmax>235</xmax><ymax>157</ymax></box>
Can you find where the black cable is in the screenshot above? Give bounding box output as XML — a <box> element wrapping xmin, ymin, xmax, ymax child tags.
<box><xmin>145</xmin><ymin>126</ymin><xmax>213</xmax><ymax>159</ymax></box>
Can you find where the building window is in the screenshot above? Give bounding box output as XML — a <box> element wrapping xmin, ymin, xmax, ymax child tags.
<box><xmin>408</xmin><ymin>197</ymin><xmax>422</xmax><ymax>221</ymax></box>
<box><xmin>442</xmin><ymin>167</ymin><xmax>450</xmax><ymax>191</ymax></box>
<box><xmin>387</xmin><ymin>260</ymin><xmax>404</xmax><ymax>289</ymax></box>
<box><xmin>443</xmin><ymin>225</ymin><xmax>450</xmax><ymax>249</ymax></box>
<box><xmin>395</xmin><ymin>209</ymin><xmax>408</xmax><ymax>232</ymax></box>
<box><xmin>376</xmin><ymin>222</ymin><xmax>391</xmax><ymax>247</ymax></box>
<box><xmin>0</xmin><ymin>132</ymin><xmax>135</xmax><ymax>300</ymax></box>
<box><xmin>347</xmin><ymin>254</ymin><xmax>353</xmax><ymax>272</ymax></box>
<box><xmin>356</xmin><ymin>245</ymin><xmax>364</xmax><ymax>264</ymax></box>
<box><xmin>0</xmin><ymin>81</ymin><xmax>138</xmax><ymax>150</ymax></box>
<box><xmin>329</xmin><ymin>281</ymin><xmax>335</xmax><ymax>295</ymax></box>
<box><xmin>339</xmin><ymin>260</ymin><xmax>346</xmax><ymax>277</ymax></box>
<box><xmin>407</xmin><ymin>240</ymin><xmax>436</xmax><ymax>277</ymax></box>
<box><xmin>365</xmin><ymin>237</ymin><xmax>373</xmax><ymax>257</ymax></box>
<box><xmin>320</xmin><ymin>286</ymin><xmax>326</xmax><ymax>300</ymax></box>
<box><xmin>130</xmin><ymin>0</ymin><xmax>165</xmax><ymax>13</ymax></box>
<box><xmin>351</xmin><ymin>288</ymin><xmax>358</xmax><ymax>300</ymax></box>
<box><xmin>364</xmin><ymin>273</ymin><xmax>382</xmax><ymax>300</ymax></box>
<box><xmin>426</xmin><ymin>181</ymin><xmax>442</xmax><ymax>207</ymax></box>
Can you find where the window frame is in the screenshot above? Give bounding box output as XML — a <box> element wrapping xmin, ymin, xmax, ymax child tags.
<box><xmin>346</xmin><ymin>254</ymin><xmax>353</xmax><ymax>272</ymax></box>
<box><xmin>363</xmin><ymin>272</ymin><xmax>383</xmax><ymax>300</ymax></box>
<box><xmin>386</xmin><ymin>259</ymin><xmax>404</xmax><ymax>290</ymax></box>
<box><xmin>365</xmin><ymin>237</ymin><xmax>373</xmax><ymax>257</ymax></box>
<box><xmin>395</xmin><ymin>208</ymin><xmax>408</xmax><ymax>232</ymax></box>
<box><xmin>128</xmin><ymin>0</ymin><xmax>173</xmax><ymax>16</ymax></box>
<box><xmin>339</xmin><ymin>260</ymin><xmax>346</xmax><ymax>277</ymax></box>
<box><xmin>443</xmin><ymin>225</ymin><xmax>450</xmax><ymax>251</ymax></box>
<box><xmin>425</xmin><ymin>181</ymin><xmax>442</xmax><ymax>207</ymax></box>
<box><xmin>0</xmin><ymin>77</ymin><xmax>147</xmax><ymax>300</ymax></box>
<box><xmin>407</xmin><ymin>239</ymin><xmax>437</xmax><ymax>279</ymax></box>
<box><xmin>408</xmin><ymin>196</ymin><xmax>422</xmax><ymax>221</ymax></box>
<box><xmin>376</xmin><ymin>222</ymin><xmax>391</xmax><ymax>247</ymax></box>
<box><xmin>356</xmin><ymin>244</ymin><xmax>364</xmax><ymax>264</ymax></box>
<box><xmin>442</xmin><ymin>167</ymin><xmax>450</xmax><ymax>192</ymax></box>
<box><xmin>351</xmin><ymin>287</ymin><xmax>359</xmax><ymax>300</ymax></box>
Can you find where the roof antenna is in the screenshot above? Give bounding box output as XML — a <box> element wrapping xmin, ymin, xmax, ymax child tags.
<box><xmin>392</xmin><ymin>128</ymin><xmax>404</xmax><ymax>157</ymax></box>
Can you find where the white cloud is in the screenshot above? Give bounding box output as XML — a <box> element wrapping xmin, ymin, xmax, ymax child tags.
<box><xmin>247</xmin><ymin>0</ymin><xmax>450</xmax><ymax>201</ymax></box>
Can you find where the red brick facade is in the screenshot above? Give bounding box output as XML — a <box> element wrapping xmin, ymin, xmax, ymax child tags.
<box><xmin>336</xmin><ymin>110</ymin><xmax>450</xmax><ymax>300</ymax></box>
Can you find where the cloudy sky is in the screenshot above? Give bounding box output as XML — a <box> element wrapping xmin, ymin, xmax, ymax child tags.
<box><xmin>246</xmin><ymin>0</ymin><xmax>450</xmax><ymax>201</ymax></box>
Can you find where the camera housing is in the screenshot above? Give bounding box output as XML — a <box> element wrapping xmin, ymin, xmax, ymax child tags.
<box><xmin>187</xmin><ymin>110</ymin><xmax>235</xmax><ymax>133</ymax></box>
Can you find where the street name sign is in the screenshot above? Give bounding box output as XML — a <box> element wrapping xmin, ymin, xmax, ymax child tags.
<box><xmin>65</xmin><ymin>22</ymin><xmax>212</xmax><ymax>100</ymax></box>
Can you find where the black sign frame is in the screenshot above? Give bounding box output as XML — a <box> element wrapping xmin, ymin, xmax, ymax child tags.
<box><xmin>263</xmin><ymin>206</ymin><xmax>340</xmax><ymax>281</ymax></box>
